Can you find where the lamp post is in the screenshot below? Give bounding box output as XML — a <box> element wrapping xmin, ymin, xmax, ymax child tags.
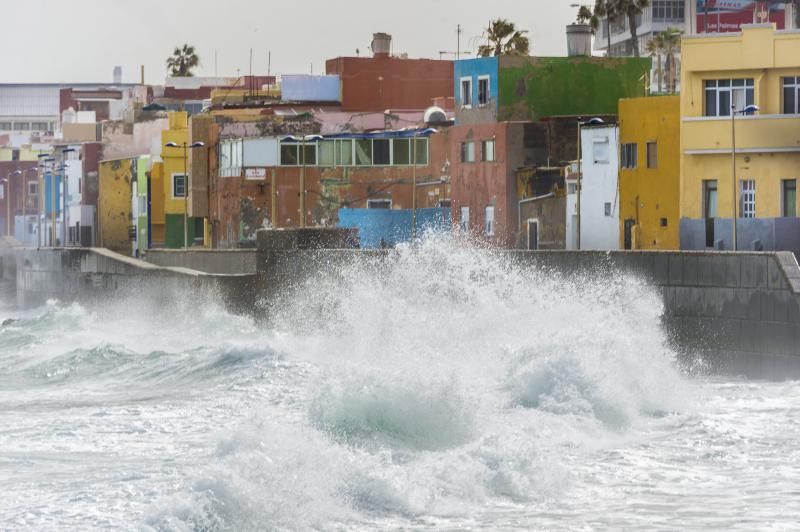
<box><xmin>576</xmin><ymin>117</ymin><xmax>604</xmax><ymax>250</ymax></box>
<box><xmin>36</xmin><ymin>154</ymin><xmax>50</xmax><ymax>246</ymax></box>
<box><xmin>40</xmin><ymin>157</ymin><xmax>56</xmax><ymax>246</ymax></box>
<box><xmin>165</xmin><ymin>141</ymin><xmax>205</xmax><ymax>248</ymax></box>
<box><xmin>281</xmin><ymin>134</ymin><xmax>322</xmax><ymax>228</ymax></box>
<box><xmin>730</xmin><ymin>104</ymin><xmax>759</xmax><ymax>252</ymax></box>
<box><xmin>410</xmin><ymin>127</ymin><xmax>437</xmax><ymax>241</ymax></box>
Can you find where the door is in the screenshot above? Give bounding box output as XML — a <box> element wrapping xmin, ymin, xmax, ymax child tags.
<box><xmin>623</xmin><ymin>219</ymin><xmax>635</xmax><ymax>250</ymax></box>
<box><xmin>527</xmin><ymin>220</ymin><xmax>539</xmax><ymax>250</ymax></box>
<box><xmin>703</xmin><ymin>180</ymin><xmax>718</xmax><ymax>248</ymax></box>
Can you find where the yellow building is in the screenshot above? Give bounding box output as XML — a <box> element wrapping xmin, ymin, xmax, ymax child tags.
<box><xmin>618</xmin><ymin>95</ymin><xmax>681</xmax><ymax>250</ymax></box>
<box><xmin>681</xmin><ymin>24</ymin><xmax>800</xmax><ymax>253</ymax></box>
<box><xmin>98</xmin><ymin>158</ymin><xmax>135</xmax><ymax>254</ymax></box>
<box><xmin>160</xmin><ymin>111</ymin><xmax>203</xmax><ymax>248</ymax></box>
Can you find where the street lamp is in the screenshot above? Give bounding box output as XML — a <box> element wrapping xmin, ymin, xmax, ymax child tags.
<box><xmin>576</xmin><ymin>117</ymin><xmax>604</xmax><ymax>250</ymax></box>
<box><xmin>41</xmin><ymin>157</ymin><xmax>57</xmax><ymax>246</ymax></box>
<box><xmin>36</xmin><ymin>154</ymin><xmax>51</xmax><ymax>246</ymax></box>
<box><xmin>410</xmin><ymin>127</ymin><xmax>437</xmax><ymax>240</ymax></box>
<box><xmin>281</xmin><ymin>134</ymin><xmax>323</xmax><ymax>228</ymax></box>
<box><xmin>165</xmin><ymin>140</ymin><xmax>205</xmax><ymax>248</ymax></box>
<box><xmin>731</xmin><ymin>104</ymin><xmax>759</xmax><ymax>251</ymax></box>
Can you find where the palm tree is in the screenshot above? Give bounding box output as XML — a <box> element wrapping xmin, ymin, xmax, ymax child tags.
<box><xmin>593</xmin><ymin>0</ymin><xmax>618</xmax><ymax>55</ymax></box>
<box><xmin>614</xmin><ymin>0</ymin><xmax>650</xmax><ymax>57</ymax></box>
<box><xmin>477</xmin><ymin>19</ymin><xmax>530</xmax><ymax>57</ymax></box>
<box><xmin>645</xmin><ymin>33</ymin><xmax>664</xmax><ymax>93</ymax></box>
<box><xmin>166</xmin><ymin>44</ymin><xmax>200</xmax><ymax>77</ymax></box>
<box><xmin>661</xmin><ymin>27</ymin><xmax>682</xmax><ymax>93</ymax></box>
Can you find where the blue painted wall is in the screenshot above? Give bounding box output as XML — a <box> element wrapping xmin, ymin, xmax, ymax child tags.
<box><xmin>282</xmin><ymin>74</ymin><xmax>341</xmax><ymax>102</ymax></box>
<box><xmin>680</xmin><ymin>217</ymin><xmax>800</xmax><ymax>259</ymax></box>
<box><xmin>338</xmin><ymin>208</ymin><xmax>452</xmax><ymax>248</ymax></box>
<box><xmin>43</xmin><ymin>174</ymin><xmax>61</xmax><ymax>215</ymax></box>
<box><xmin>454</xmin><ymin>57</ymin><xmax>499</xmax><ymax>108</ymax></box>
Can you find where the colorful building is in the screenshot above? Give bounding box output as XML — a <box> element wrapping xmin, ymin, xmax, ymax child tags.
<box><xmin>619</xmin><ymin>95</ymin><xmax>681</xmax><ymax>250</ymax></box>
<box><xmin>454</xmin><ymin>55</ymin><xmax>651</xmax><ymax>125</ymax></box>
<box><xmin>133</xmin><ymin>155</ymin><xmax>150</xmax><ymax>256</ymax></box>
<box><xmin>160</xmin><ymin>112</ymin><xmax>204</xmax><ymax>248</ymax></box>
<box><xmin>680</xmin><ymin>24</ymin><xmax>800</xmax><ymax>255</ymax></box>
<box><xmin>98</xmin><ymin>157</ymin><xmax>135</xmax><ymax>254</ymax></box>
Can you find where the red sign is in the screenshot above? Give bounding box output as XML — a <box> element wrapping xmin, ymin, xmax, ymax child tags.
<box><xmin>697</xmin><ymin>1</ymin><xmax>787</xmax><ymax>32</ymax></box>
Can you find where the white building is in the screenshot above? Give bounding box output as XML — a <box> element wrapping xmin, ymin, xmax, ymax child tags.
<box><xmin>566</xmin><ymin>125</ymin><xmax>620</xmax><ymax>251</ymax></box>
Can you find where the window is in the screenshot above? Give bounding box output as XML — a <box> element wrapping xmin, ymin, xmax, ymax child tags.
<box><xmin>481</xmin><ymin>140</ymin><xmax>496</xmax><ymax>162</ymax></box>
<box><xmin>703</xmin><ymin>180</ymin><xmax>718</xmax><ymax>218</ymax></box>
<box><xmin>704</xmin><ymin>79</ymin><xmax>754</xmax><ymax>117</ymax></box>
<box><xmin>783</xmin><ymin>179</ymin><xmax>797</xmax><ymax>217</ymax></box>
<box><xmin>621</xmin><ymin>143</ymin><xmax>637</xmax><ymax>169</ymax></box>
<box><xmin>373</xmin><ymin>139</ymin><xmax>390</xmax><ymax>165</ymax></box>
<box><xmin>460</xmin><ymin>141</ymin><xmax>475</xmax><ymax>163</ymax></box>
<box><xmin>280</xmin><ymin>144</ymin><xmax>299</xmax><ymax>166</ymax></box>
<box><xmin>32</xmin><ymin>122</ymin><xmax>48</xmax><ymax>131</ymax></box>
<box><xmin>0</xmin><ymin>122</ymin><xmax>11</xmax><ymax>130</ymax></box>
<box><xmin>478</xmin><ymin>76</ymin><xmax>490</xmax><ymax>106</ymax></box>
<box><xmin>318</xmin><ymin>140</ymin><xmax>335</xmax><ymax>167</ymax></box>
<box><xmin>337</xmin><ymin>139</ymin><xmax>353</xmax><ymax>166</ymax></box>
<box><xmin>367</xmin><ymin>199</ymin><xmax>392</xmax><ymax>209</ymax></box>
<box><xmin>652</xmin><ymin>0</ymin><xmax>685</xmax><ymax>21</ymax></box>
<box><xmin>647</xmin><ymin>142</ymin><xmax>658</xmax><ymax>168</ymax></box>
<box><xmin>301</xmin><ymin>144</ymin><xmax>316</xmax><ymax>165</ymax></box>
<box><xmin>28</xmin><ymin>181</ymin><xmax>38</xmax><ymax>196</ymax></box>
<box><xmin>460</xmin><ymin>77</ymin><xmax>472</xmax><ymax>108</ymax></box>
<box><xmin>568</xmin><ymin>183</ymin><xmax>577</xmax><ymax>194</ymax></box>
<box><xmin>172</xmin><ymin>174</ymin><xmax>186</xmax><ymax>198</ymax></box>
<box><xmin>355</xmin><ymin>139</ymin><xmax>372</xmax><ymax>166</ymax></box>
<box><xmin>393</xmin><ymin>138</ymin><xmax>410</xmax><ymax>165</ymax></box>
<box><xmin>740</xmin><ymin>179</ymin><xmax>755</xmax><ymax>218</ymax></box>
<box><xmin>485</xmin><ymin>205</ymin><xmax>495</xmax><ymax>236</ymax></box>
<box><xmin>593</xmin><ymin>139</ymin><xmax>609</xmax><ymax>164</ymax></box>
<box><xmin>783</xmin><ymin>77</ymin><xmax>800</xmax><ymax>114</ymax></box>
<box><xmin>460</xmin><ymin>206</ymin><xmax>470</xmax><ymax>231</ymax></box>
<box><xmin>604</xmin><ymin>202</ymin><xmax>612</xmax><ymax>217</ymax></box>
<box><xmin>13</xmin><ymin>122</ymin><xmax>30</xmax><ymax>131</ymax></box>
<box><xmin>660</xmin><ymin>218</ymin><xmax>668</xmax><ymax>227</ymax></box>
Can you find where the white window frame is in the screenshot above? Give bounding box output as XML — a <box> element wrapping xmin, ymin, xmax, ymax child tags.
<box><xmin>477</xmin><ymin>75</ymin><xmax>490</xmax><ymax>106</ymax></box>
<box><xmin>172</xmin><ymin>173</ymin><xmax>187</xmax><ymax>199</ymax></box>
<box><xmin>704</xmin><ymin>79</ymin><xmax>754</xmax><ymax>117</ymax></box>
<box><xmin>485</xmin><ymin>205</ymin><xmax>495</xmax><ymax>236</ymax></box>
<box><xmin>481</xmin><ymin>139</ymin><xmax>496</xmax><ymax>162</ymax></box>
<box><xmin>460</xmin><ymin>77</ymin><xmax>473</xmax><ymax>109</ymax></box>
<box><xmin>593</xmin><ymin>137</ymin><xmax>610</xmax><ymax>164</ymax></box>
<box><xmin>461</xmin><ymin>141</ymin><xmax>475</xmax><ymax>163</ymax></box>
<box><xmin>740</xmin><ymin>179</ymin><xmax>755</xmax><ymax>218</ymax></box>
<box><xmin>783</xmin><ymin>77</ymin><xmax>800</xmax><ymax>115</ymax></box>
<box><xmin>621</xmin><ymin>143</ymin><xmax>637</xmax><ymax>169</ymax></box>
<box><xmin>460</xmin><ymin>205</ymin><xmax>470</xmax><ymax>232</ymax></box>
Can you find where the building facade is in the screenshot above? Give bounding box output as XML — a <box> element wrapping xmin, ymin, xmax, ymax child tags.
<box><xmin>619</xmin><ymin>95</ymin><xmax>681</xmax><ymax>250</ymax></box>
<box><xmin>680</xmin><ymin>24</ymin><xmax>800</xmax><ymax>255</ymax></box>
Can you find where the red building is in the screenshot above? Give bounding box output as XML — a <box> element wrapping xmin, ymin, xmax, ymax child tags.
<box><xmin>325</xmin><ymin>34</ymin><xmax>453</xmax><ymax>113</ymax></box>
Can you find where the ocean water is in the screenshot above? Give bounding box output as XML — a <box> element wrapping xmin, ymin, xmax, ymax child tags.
<box><xmin>1</xmin><ymin>238</ymin><xmax>799</xmax><ymax>531</ymax></box>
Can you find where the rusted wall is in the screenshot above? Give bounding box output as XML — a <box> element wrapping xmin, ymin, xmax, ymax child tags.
<box><xmin>519</xmin><ymin>196</ymin><xmax>566</xmax><ymax>250</ymax></box>
<box><xmin>326</xmin><ymin>57</ymin><xmax>453</xmax><ymax>112</ymax></box>
<box><xmin>98</xmin><ymin>158</ymin><xmax>135</xmax><ymax>254</ymax></box>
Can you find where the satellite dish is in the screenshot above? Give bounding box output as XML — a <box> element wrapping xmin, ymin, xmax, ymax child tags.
<box><xmin>424</xmin><ymin>106</ymin><xmax>447</xmax><ymax>125</ymax></box>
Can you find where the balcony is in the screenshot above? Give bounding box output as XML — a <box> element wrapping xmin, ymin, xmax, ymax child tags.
<box><xmin>682</xmin><ymin>114</ymin><xmax>800</xmax><ymax>154</ymax></box>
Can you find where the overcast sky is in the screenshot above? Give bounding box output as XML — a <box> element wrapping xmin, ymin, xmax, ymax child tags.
<box><xmin>2</xmin><ymin>0</ymin><xmax>578</xmax><ymax>84</ymax></box>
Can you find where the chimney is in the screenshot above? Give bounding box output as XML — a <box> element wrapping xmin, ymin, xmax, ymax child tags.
<box><xmin>113</xmin><ymin>66</ymin><xmax>122</xmax><ymax>84</ymax></box>
<box><xmin>371</xmin><ymin>33</ymin><xmax>392</xmax><ymax>58</ymax></box>
<box><xmin>566</xmin><ymin>24</ymin><xmax>592</xmax><ymax>57</ymax></box>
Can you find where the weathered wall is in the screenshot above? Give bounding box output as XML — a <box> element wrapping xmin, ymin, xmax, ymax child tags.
<box><xmin>14</xmin><ymin>247</ymin><xmax>256</xmax><ymax>313</ymax></box>
<box><xmin>145</xmin><ymin>249</ymin><xmax>256</xmax><ymax>275</ymax></box>
<box><xmin>98</xmin><ymin>158</ymin><xmax>135</xmax><ymax>254</ymax></box>
<box><xmin>498</xmin><ymin>56</ymin><xmax>650</xmax><ymax>121</ymax></box>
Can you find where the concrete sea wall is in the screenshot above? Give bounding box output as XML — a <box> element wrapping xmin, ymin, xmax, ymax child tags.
<box><xmin>14</xmin><ymin>247</ymin><xmax>256</xmax><ymax>313</ymax></box>
<box><xmin>256</xmin><ymin>229</ymin><xmax>800</xmax><ymax>378</ymax></box>
<box><xmin>145</xmin><ymin>249</ymin><xmax>257</xmax><ymax>275</ymax></box>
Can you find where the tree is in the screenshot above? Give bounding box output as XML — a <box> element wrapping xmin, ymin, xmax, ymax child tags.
<box><xmin>593</xmin><ymin>0</ymin><xmax>618</xmax><ymax>56</ymax></box>
<box><xmin>477</xmin><ymin>19</ymin><xmax>530</xmax><ymax>57</ymax></box>
<box><xmin>645</xmin><ymin>33</ymin><xmax>664</xmax><ymax>93</ymax></box>
<box><xmin>614</xmin><ymin>0</ymin><xmax>650</xmax><ymax>57</ymax></box>
<box><xmin>661</xmin><ymin>27</ymin><xmax>681</xmax><ymax>94</ymax></box>
<box><xmin>166</xmin><ymin>44</ymin><xmax>200</xmax><ymax>77</ymax></box>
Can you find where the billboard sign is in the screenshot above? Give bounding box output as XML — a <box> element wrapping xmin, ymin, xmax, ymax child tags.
<box><xmin>696</xmin><ymin>1</ymin><xmax>787</xmax><ymax>32</ymax></box>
